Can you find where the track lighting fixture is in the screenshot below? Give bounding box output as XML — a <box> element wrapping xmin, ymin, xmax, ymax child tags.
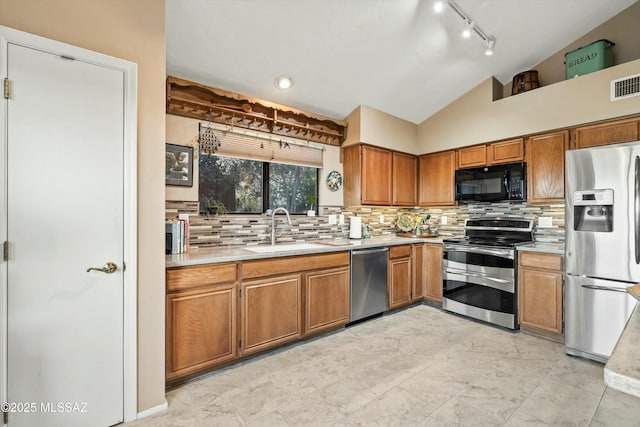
<box><xmin>435</xmin><ymin>0</ymin><xmax>496</xmax><ymax>55</ymax></box>
<box><xmin>485</xmin><ymin>37</ymin><xmax>495</xmax><ymax>56</ymax></box>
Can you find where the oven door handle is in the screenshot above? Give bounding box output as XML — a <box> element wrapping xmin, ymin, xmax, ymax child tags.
<box><xmin>443</xmin><ymin>245</ymin><xmax>514</xmax><ymax>259</ymax></box>
<box><xmin>449</xmin><ymin>270</ymin><xmax>511</xmax><ymax>284</ymax></box>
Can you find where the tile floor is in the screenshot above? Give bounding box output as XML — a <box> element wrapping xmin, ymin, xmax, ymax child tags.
<box><xmin>131</xmin><ymin>305</ymin><xmax>640</xmax><ymax>426</ymax></box>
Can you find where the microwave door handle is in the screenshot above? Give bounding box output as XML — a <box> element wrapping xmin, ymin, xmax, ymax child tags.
<box><xmin>503</xmin><ymin>172</ymin><xmax>510</xmax><ymax>196</ymax></box>
<box><xmin>633</xmin><ymin>156</ymin><xmax>640</xmax><ymax>264</ymax></box>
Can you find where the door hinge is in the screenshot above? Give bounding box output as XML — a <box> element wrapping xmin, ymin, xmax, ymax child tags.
<box><xmin>239</xmin><ymin>289</ymin><xmax>242</xmax><ymax>298</ymax></box>
<box><xmin>3</xmin><ymin>241</ymin><xmax>8</xmax><ymax>261</ymax></box>
<box><xmin>3</xmin><ymin>78</ymin><xmax>10</xmax><ymax>100</ymax></box>
<box><xmin>239</xmin><ymin>339</ymin><xmax>242</xmax><ymax>349</ymax></box>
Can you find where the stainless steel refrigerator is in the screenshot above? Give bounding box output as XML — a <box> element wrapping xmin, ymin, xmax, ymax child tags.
<box><xmin>565</xmin><ymin>141</ymin><xmax>639</xmax><ymax>363</ymax></box>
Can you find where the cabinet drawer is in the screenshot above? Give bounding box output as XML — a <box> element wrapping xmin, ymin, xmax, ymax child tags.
<box><xmin>519</xmin><ymin>252</ymin><xmax>562</xmax><ymax>271</ymax></box>
<box><xmin>167</xmin><ymin>263</ymin><xmax>238</xmax><ymax>291</ymax></box>
<box><xmin>389</xmin><ymin>245</ymin><xmax>411</xmax><ymax>259</ymax></box>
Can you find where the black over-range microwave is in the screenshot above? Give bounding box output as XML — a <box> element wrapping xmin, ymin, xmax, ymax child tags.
<box><xmin>455</xmin><ymin>162</ymin><xmax>526</xmax><ymax>202</ymax></box>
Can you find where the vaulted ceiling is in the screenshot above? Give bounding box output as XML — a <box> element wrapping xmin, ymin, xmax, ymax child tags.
<box><xmin>166</xmin><ymin>0</ymin><xmax>637</xmax><ymax>124</ymax></box>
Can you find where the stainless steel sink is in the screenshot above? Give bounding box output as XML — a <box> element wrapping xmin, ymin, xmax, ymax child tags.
<box><xmin>243</xmin><ymin>243</ymin><xmax>323</xmax><ymax>253</ymax></box>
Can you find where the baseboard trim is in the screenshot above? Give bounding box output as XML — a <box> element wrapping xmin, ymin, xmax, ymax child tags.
<box><xmin>137</xmin><ymin>400</ymin><xmax>168</xmax><ymax>419</ymax></box>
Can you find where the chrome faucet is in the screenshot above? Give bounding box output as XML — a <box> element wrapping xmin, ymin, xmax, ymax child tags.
<box><xmin>270</xmin><ymin>207</ymin><xmax>292</xmax><ymax>245</ymax></box>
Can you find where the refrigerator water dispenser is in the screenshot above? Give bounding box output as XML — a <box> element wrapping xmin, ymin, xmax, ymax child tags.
<box><xmin>573</xmin><ymin>189</ymin><xmax>613</xmax><ymax>232</ymax></box>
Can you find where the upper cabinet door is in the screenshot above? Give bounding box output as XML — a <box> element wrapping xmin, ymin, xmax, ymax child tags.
<box><xmin>418</xmin><ymin>150</ymin><xmax>456</xmax><ymax>206</ymax></box>
<box><xmin>457</xmin><ymin>145</ymin><xmax>486</xmax><ymax>169</ymax></box>
<box><xmin>572</xmin><ymin>118</ymin><xmax>640</xmax><ymax>149</ymax></box>
<box><xmin>487</xmin><ymin>138</ymin><xmax>524</xmax><ymax>165</ymax></box>
<box><xmin>392</xmin><ymin>151</ymin><xmax>417</xmax><ymax>206</ymax></box>
<box><xmin>360</xmin><ymin>145</ymin><xmax>393</xmax><ymax>205</ymax></box>
<box><xmin>526</xmin><ymin>130</ymin><xmax>569</xmax><ymax>204</ymax></box>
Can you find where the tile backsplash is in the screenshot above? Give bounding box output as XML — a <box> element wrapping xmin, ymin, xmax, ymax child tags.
<box><xmin>166</xmin><ymin>201</ymin><xmax>565</xmax><ymax>249</ymax></box>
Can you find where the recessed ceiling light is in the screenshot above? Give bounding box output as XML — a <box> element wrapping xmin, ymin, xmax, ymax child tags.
<box><xmin>433</xmin><ymin>1</ymin><xmax>445</xmax><ymax>13</ymax></box>
<box><xmin>274</xmin><ymin>75</ymin><xmax>294</xmax><ymax>90</ymax></box>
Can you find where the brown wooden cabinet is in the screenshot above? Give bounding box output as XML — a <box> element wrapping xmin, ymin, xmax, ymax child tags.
<box><xmin>457</xmin><ymin>138</ymin><xmax>524</xmax><ymax>169</ymax></box>
<box><xmin>240</xmin><ymin>251</ymin><xmax>350</xmax><ymax>354</ymax></box>
<box><xmin>526</xmin><ymin>130</ymin><xmax>569</xmax><ymax>204</ymax></box>
<box><xmin>572</xmin><ymin>117</ymin><xmax>640</xmax><ymax>149</ymax></box>
<box><xmin>518</xmin><ymin>252</ymin><xmax>563</xmax><ymax>341</ymax></box>
<box><xmin>487</xmin><ymin>138</ymin><xmax>524</xmax><ymax>165</ymax></box>
<box><xmin>392</xmin><ymin>151</ymin><xmax>417</xmax><ymax>206</ymax></box>
<box><xmin>457</xmin><ymin>145</ymin><xmax>486</xmax><ymax>169</ymax></box>
<box><xmin>166</xmin><ymin>263</ymin><xmax>238</xmax><ymax>381</ymax></box>
<box><xmin>411</xmin><ymin>243</ymin><xmax>426</xmax><ymax>302</ymax></box>
<box><xmin>425</xmin><ymin>243</ymin><xmax>443</xmax><ymax>303</ymax></box>
<box><xmin>343</xmin><ymin>144</ymin><xmax>392</xmax><ymax>206</ymax></box>
<box><xmin>240</xmin><ymin>274</ymin><xmax>303</xmax><ymax>355</ymax></box>
<box><xmin>418</xmin><ymin>150</ymin><xmax>456</xmax><ymax>206</ymax></box>
<box><xmin>388</xmin><ymin>245</ymin><xmax>412</xmax><ymax>309</ymax></box>
<box><xmin>304</xmin><ymin>267</ymin><xmax>350</xmax><ymax>336</ymax></box>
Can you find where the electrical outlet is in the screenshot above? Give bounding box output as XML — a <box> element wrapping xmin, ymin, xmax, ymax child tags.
<box><xmin>339</xmin><ymin>214</ymin><xmax>345</xmax><ymax>225</ymax></box>
<box><xmin>379</xmin><ymin>215</ymin><xmax>384</xmax><ymax>224</ymax></box>
<box><xmin>538</xmin><ymin>216</ymin><xmax>553</xmax><ymax>228</ymax></box>
<box><xmin>441</xmin><ymin>216</ymin><xmax>448</xmax><ymax>225</ymax></box>
<box><xmin>328</xmin><ymin>214</ymin><xmax>337</xmax><ymax>225</ymax></box>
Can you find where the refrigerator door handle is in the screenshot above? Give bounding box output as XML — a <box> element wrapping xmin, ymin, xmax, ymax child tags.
<box><xmin>581</xmin><ymin>284</ymin><xmax>628</xmax><ymax>293</ymax></box>
<box><xmin>636</xmin><ymin>156</ymin><xmax>640</xmax><ymax>264</ymax></box>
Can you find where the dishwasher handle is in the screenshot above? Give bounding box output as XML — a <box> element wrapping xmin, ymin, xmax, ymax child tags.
<box><xmin>351</xmin><ymin>247</ymin><xmax>389</xmax><ymax>256</ymax></box>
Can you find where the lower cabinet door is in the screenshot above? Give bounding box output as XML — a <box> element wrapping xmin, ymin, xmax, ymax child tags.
<box><xmin>389</xmin><ymin>257</ymin><xmax>412</xmax><ymax>309</ymax></box>
<box><xmin>240</xmin><ymin>274</ymin><xmax>303</xmax><ymax>355</ymax></box>
<box><xmin>305</xmin><ymin>267</ymin><xmax>350</xmax><ymax>335</ymax></box>
<box><xmin>426</xmin><ymin>243</ymin><xmax>443</xmax><ymax>302</ymax></box>
<box><xmin>519</xmin><ymin>267</ymin><xmax>563</xmax><ymax>335</ymax></box>
<box><xmin>166</xmin><ymin>283</ymin><xmax>237</xmax><ymax>380</ymax></box>
<box><xmin>412</xmin><ymin>244</ymin><xmax>426</xmax><ymax>302</ymax></box>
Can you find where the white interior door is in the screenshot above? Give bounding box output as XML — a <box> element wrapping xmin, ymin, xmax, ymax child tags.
<box><xmin>5</xmin><ymin>42</ymin><xmax>124</xmax><ymax>426</ymax></box>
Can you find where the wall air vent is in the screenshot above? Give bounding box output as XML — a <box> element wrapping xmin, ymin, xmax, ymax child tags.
<box><xmin>611</xmin><ymin>74</ymin><xmax>640</xmax><ymax>101</ymax></box>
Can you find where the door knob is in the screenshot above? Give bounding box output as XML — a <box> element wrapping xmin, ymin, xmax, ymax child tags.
<box><xmin>86</xmin><ymin>262</ymin><xmax>118</xmax><ymax>274</ymax></box>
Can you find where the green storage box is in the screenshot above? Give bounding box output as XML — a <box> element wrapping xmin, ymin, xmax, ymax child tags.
<box><xmin>565</xmin><ymin>39</ymin><xmax>615</xmax><ymax>79</ymax></box>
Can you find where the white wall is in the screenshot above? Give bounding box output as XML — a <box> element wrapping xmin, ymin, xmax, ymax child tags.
<box><xmin>319</xmin><ymin>145</ymin><xmax>343</xmax><ymax>207</ymax></box>
<box><xmin>344</xmin><ymin>105</ymin><xmax>418</xmax><ymax>154</ymax></box>
<box><xmin>418</xmin><ymin>59</ymin><xmax>640</xmax><ymax>154</ymax></box>
<box><xmin>166</xmin><ymin>114</ymin><xmax>199</xmax><ymax>202</ymax></box>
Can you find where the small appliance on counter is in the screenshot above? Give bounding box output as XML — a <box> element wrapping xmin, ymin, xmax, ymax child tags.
<box><xmin>349</xmin><ymin>216</ymin><xmax>362</xmax><ymax>239</ymax></box>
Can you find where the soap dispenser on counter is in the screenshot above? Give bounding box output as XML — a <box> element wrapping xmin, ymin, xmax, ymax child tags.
<box><xmin>362</xmin><ymin>224</ymin><xmax>372</xmax><ymax>239</ymax></box>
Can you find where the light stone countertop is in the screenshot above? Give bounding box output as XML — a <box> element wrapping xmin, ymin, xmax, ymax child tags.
<box><xmin>517</xmin><ymin>242</ymin><xmax>564</xmax><ymax>255</ymax></box>
<box><xmin>604</xmin><ymin>305</ymin><xmax>640</xmax><ymax>398</ymax></box>
<box><xmin>166</xmin><ymin>235</ymin><xmax>444</xmax><ymax>268</ymax></box>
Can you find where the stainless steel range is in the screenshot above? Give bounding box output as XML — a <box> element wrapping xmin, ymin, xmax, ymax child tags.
<box><xmin>442</xmin><ymin>217</ymin><xmax>534</xmax><ymax>330</ymax></box>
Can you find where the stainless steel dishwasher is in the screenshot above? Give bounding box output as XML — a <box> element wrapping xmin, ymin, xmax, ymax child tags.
<box><xmin>350</xmin><ymin>247</ymin><xmax>389</xmax><ymax>322</ymax></box>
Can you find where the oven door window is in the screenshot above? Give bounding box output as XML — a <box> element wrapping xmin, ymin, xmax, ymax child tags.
<box><xmin>443</xmin><ymin>274</ymin><xmax>515</xmax><ymax>314</ymax></box>
<box><xmin>443</xmin><ymin>247</ymin><xmax>516</xmax><ymax>314</ymax></box>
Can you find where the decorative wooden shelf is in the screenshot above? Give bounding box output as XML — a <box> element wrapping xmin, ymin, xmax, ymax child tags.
<box><xmin>167</xmin><ymin>76</ymin><xmax>347</xmax><ymax>146</ymax></box>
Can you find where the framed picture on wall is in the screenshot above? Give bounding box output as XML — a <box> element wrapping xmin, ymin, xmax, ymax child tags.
<box><xmin>165</xmin><ymin>143</ymin><xmax>194</xmax><ymax>187</ymax></box>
